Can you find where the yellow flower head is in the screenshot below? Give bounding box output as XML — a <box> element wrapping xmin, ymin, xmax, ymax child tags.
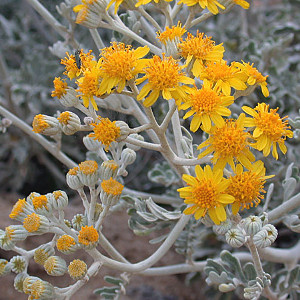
<box><xmin>178</xmin><ymin>0</ymin><xmax>225</xmax><ymax>15</ymax></box>
<box><xmin>198</xmin><ymin>113</ymin><xmax>255</xmax><ymax>170</ymax></box>
<box><xmin>178</xmin><ymin>32</ymin><xmax>224</xmax><ymax>77</ymax></box>
<box><xmin>61</xmin><ymin>50</ymin><xmax>95</xmax><ymax>80</ymax></box>
<box><xmin>101</xmin><ymin>178</ymin><xmax>124</xmax><ymax>195</ymax></box>
<box><xmin>157</xmin><ymin>22</ymin><xmax>187</xmax><ymax>45</ymax></box>
<box><xmin>243</xmin><ymin>103</ymin><xmax>293</xmax><ymax>159</ymax></box>
<box><xmin>98</xmin><ymin>42</ymin><xmax>149</xmax><ymax>95</ymax></box>
<box><xmin>32</xmin><ymin>195</ymin><xmax>48</xmax><ymax>211</ymax></box>
<box><xmin>56</xmin><ymin>235</ymin><xmax>76</xmax><ymax>252</ymax></box>
<box><xmin>23</xmin><ymin>213</ymin><xmax>41</xmax><ymax>232</ymax></box>
<box><xmin>228</xmin><ymin>161</ymin><xmax>274</xmax><ymax>215</ymax></box>
<box><xmin>78</xmin><ymin>160</ymin><xmax>98</xmax><ymax>175</ymax></box>
<box><xmin>9</xmin><ymin>198</ymin><xmax>27</xmax><ymax>220</ymax></box>
<box><xmin>177</xmin><ymin>165</ymin><xmax>234</xmax><ymax>225</ymax></box>
<box><xmin>136</xmin><ymin>54</ymin><xmax>194</xmax><ymax>107</ymax></box>
<box><xmin>32</xmin><ymin>114</ymin><xmax>49</xmax><ymax>134</ymax></box>
<box><xmin>51</xmin><ymin>77</ymin><xmax>68</xmax><ymax>99</ymax></box>
<box><xmin>78</xmin><ymin>225</ymin><xmax>99</xmax><ymax>246</ymax></box>
<box><xmin>68</xmin><ymin>259</ymin><xmax>87</xmax><ymax>280</ymax></box>
<box><xmin>179</xmin><ymin>81</ymin><xmax>234</xmax><ymax>132</ymax></box>
<box><xmin>135</xmin><ymin>0</ymin><xmax>172</xmax><ymax>8</ymax></box>
<box><xmin>199</xmin><ymin>61</ymin><xmax>248</xmax><ymax>96</ymax></box>
<box><xmin>90</xmin><ymin>117</ymin><xmax>121</xmax><ymax>150</ymax></box>
<box><xmin>234</xmin><ymin>61</ymin><xmax>269</xmax><ymax>97</ymax></box>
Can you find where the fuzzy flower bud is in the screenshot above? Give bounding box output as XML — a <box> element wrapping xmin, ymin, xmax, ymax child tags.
<box><xmin>66</xmin><ymin>167</ymin><xmax>84</xmax><ymax>190</ymax></box>
<box><xmin>84</xmin><ymin>116</ymin><xmax>94</xmax><ymax>126</ymax></box>
<box><xmin>253</xmin><ymin>224</ymin><xmax>278</xmax><ymax>249</ymax></box>
<box><xmin>32</xmin><ymin>194</ymin><xmax>53</xmax><ymax>216</ymax></box>
<box><xmin>94</xmin><ymin>203</ymin><xmax>103</xmax><ymax>221</ymax></box>
<box><xmin>0</xmin><ymin>259</ymin><xmax>11</xmax><ymax>276</ymax></box>
<box><xmin>125</xmin><ymin>133</ymin><xmax>144</xmax><ymax>151</ymax></box>
<box><xmin>72</xmin><ymin>214</ymin><xmax>88</xmax><ymax>231</ymax></box>
<box><xmin>99</xmin><ymin>160</ymin><xmax>119</xmax><ymax>180</ymax></box>
<box><xmin>51</xmin><ymin>190</ymin><xmax>68</xmax><ymax>210</ymax></box>
<box><xmin>241</xmin><ymin>216</ymin><xmax>262</xmax><ymax>236</ymax></box>
<box><xmin>9</xmin><ymin>198</ymin><xmax>34</xmax><ymax>222</ymax></box>
<box><xmin>26</xmin><ymin>192</ymin><xmax>40</xmax><ymax>206</ymax></box>
<box><xmin>23</xmin><ymin>213</ymin><xmax>50</xmax><ymax>235</ymax></box>
<box><xmin>83</xmin><ymin>134</ymin><xmax>102</xmax><ymax>151</ymax></box>
<box><xmin>0</xmin><ymin>229</ymin><xmax>15</xmax><ymax>250</ymax></box>
<box><xmin>115</xmin><ymin>121</ymin><xmax>130</xmax><ymax>142</ymax></box>
<box><xmin>121</xmin><ymin>148</ymin><xmax>136</xmax><ymax>166</ymax></box>
<box><xmin>14</xmin><ymin>273</ymin><xmax>28</xmax><ymax>293</ymax></box>
<box><xmin>78</xmin><ymin>225</ymin><xmax>99</xmax><ymax>249</ymax></box>
<box><xmin>10</xmin><ymin>256</ymin><xmax>26</xmax><ymax>274</ymax></box>
<box><xmin>34</xmin><ymin>244</ymin><xmax>55</xmax><ymax>265</ymax></box>
<box><xmin>28</xmin><ymin>278</ymin><xmax>55</xmax><ymax>299</ymax></box>
<box><xmin>58</xmin><ymin>111</ymin><xmax>81</xmax><ymax>135</ymax></box>
<box><xmin>100</xmin><ymin>177</ymin><xmax>124</xmax><ymax>206</ymax></box>
<box><xmin>32</xmin><ymin>114</ymin><xmax>60</xmax><ymax>136</ymax></box>
<box><xmin>78</xmin><ymin>160</ymin><xmax>99</xmax><ymax>186</ymax></box>
<box><xmin>213</xmin><ymin>219</ymin><xmax>232</xmax><ymax>235</ymax></box>
<box><xmin>44</xmin><ymin>256</ymin><xmax>67</xmax><ymax>276</ymax></box>
<box><xmin>56</xmin><ymin>235</ymin><xmax>77</xmax><ymax>254</ymax></box>
<box><xmin>58</xmin><ymin>86</ymin><xmax>80</xmax><ymax>107</ymax></box>
<box><xmin>225</xmin><ymin>228</ymin><xmax>246</xmax><ymax>248</ymax></box>
<box><xmin>23</xmin><ymin>276</ymin><xmax>40</xmax><ymax>295</ymax></box>
<box><xmin>68</xmin><ymin>259</ymin><xmax>87</xmax><ymax>280</ymax></box>
<box><xmin>5</xmin><ymin>225</ymin><xmax>28</xmax><ymax>242</ymax></box>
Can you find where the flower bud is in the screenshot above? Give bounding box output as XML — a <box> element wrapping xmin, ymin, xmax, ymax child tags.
<box><xmin>5</xmin><ymin>225</ymin><xmax>28</xmax><ymax>242</ymax></box>
<box><xmin>68</xmin><ymin>259</ymin><xmax>87</xmax><ymax>280</ymax></box>
<box><xmin>26</xmin><ymin>192</ymin><xmax>40</xmax><ymax>206</ymax></box>
<box><xmin>44</xmin><ymin>256</ymin><xmax>67</xmax><ymax>276</ymax></box>
<box><xmin>23</xmin><ymin>213</ymin><xmax>50</xmax><ymax>235</ymax></box>
<box><xmin>34</xmin><ymin>244</ymin><xmax>55</xmax><ymax>265</ymax></box>
<box><xmin>253</xmin><ymin>230</ymin><xmax>272</xmax><ymax>248</ymax></box>
<box><xmin>241</xmin><ymin>216</ymin><xmax>262</xmax><ymax>236</ymax></box>
<box><xmin>72</xmin><ymin>214</ymin><xmax>88</xmax><ymax>231</ymax></box>
<box><xmin>56</xmin><ymin>235</ymin><xmax>77</xmax><ymax>254</ymax></box>
<box><xmin>51</xmin><ymin>190</ymin><xmax>68</xmax><ymax>210</ymax></box>
<box><xmin>66</xmin><ymin>167</ymin><xmax>84</xmax><ymax>190</ymax></box>
<box><xmin>83</xmin><ymin>134</ymin><xmax>102</xmax><ymax>151</ymax></box>
<box><xmin>262</xmin><ymin>224</ymin><xmax>278</xmax><ymax>244</ymax></box>
<box><xmin>225</xmin><ymin>228</ymin><xmax>246</xmax><ymax>248</ymax></box>
<box><xmin>14</xmin><ymin>273</ymin><xmax>28</xmax><ymax>293</ymax></box>
<box><xmin>99</xmin><ymin>160</ymin><xmax>119</xmax><ymax>180</ymax></box>
<box><xmin>213</xmin><ymin>219</ymin><xmax>232</xmax><ymax>235</ymax></box>
<box><xmin>115</xmin><ymin>121</ymin><xmax>130</xmax><ymax>142</ymax></box>
<box><xmin>0</xmin><ymin>229</ymin><xmax>15</xmax><ymax>250</ymax></box>
<box><xmin>78</xmin><ymin>225</ymin><xmax>99</xmax><ymax>249</ymax></box>
<box><xmin>29</xmin><ymin>278</ymin><xmax>55</xmax><ymax>299</ymax></box>
<box><xmin>78</xmin><ymin>160</ymin><xmax>99</xmax><ymax>186</ymax></box>
<box><xmin>0</xmin><ymin>259</ymin><xmax>11</xmax><ymax>276</ymax></box>
<box><xmin>125</xmin><ymin>133</ymin><xmax>144</xmax><ymax>151</ymax></box>
<box><xmin>10</xmin><ymin>256</ymin><xmax>26</xmax><ymax>273</ymax></box>
<box><xmin>100</xmin><ymin>178</ymin><xmax>124</xmax><ymax>206</ymax></box>
<box><xmin>32</xmin><ymin>114</ymin><xmax>60</xmax><ymax>136</ymax></box>
<box><xmin>31</xmin><ymin>194</ymin><xmax>53</xmax><ymax>216</ymax></box>
<box><xmin>121</xmin><ymin>148</ymin><xmax>136</xmax><ymax>166</ymax></box>
<box><xmin>9</xmin><ymin>198</ymin><xmax>34</xmax><ymax>222</ymax></box>
<box><xmin>58</xmin><ymin>86</ymin><xmax>80</xmax><ymax>107</ymax></box>
<box><xmin>23</xmin><ymin>276</ymin><xmax>40</xmax><ymax>295</ymax></box>
<box><xmin>58</xmin><ymin>111</ymin><xmax>81</xmax><ymax>135</ymax></box>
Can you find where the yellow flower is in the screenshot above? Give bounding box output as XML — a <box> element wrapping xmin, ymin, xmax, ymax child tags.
<box><xmin>61</xmin><ymin>50</ymin><xmax>95</xmax><ymax>80</ymax></box>
<box><xmin>178</xmin><ymin>32</ymin><xmax>224</xmax><ymax>77</ymax></box>
<box><xmin>101</xmin><ymin>178</ymin><xmax>124</xmax><ymax>195</ymax></box>
<box><xmin>233</xmin><ymin>61</ymin><xmax>269</xmax><ymax>97</ymax></box>
<box><xmin>56</xmin><ymin>235</ymin><xmax>76</xmax><ymax>253</ymax></box>
<box><xmin>106</xmin><ymin>0</ymin><xmax>125</xmax><ymax>14</ymax></box>
<box><xmin>227</xmin><ymin>161</ymin><xmax>274</xmax><ymax>215</ymax></box>
<box><xmin>135</xmin><ymin>0</ymin><xmax>172</xmax><ymax>8</ymax></box>
<box><xmin>177</xmin><ymin>165</ymin><xmax>234</xmax><ymax>225</ymax></box>
<box><xmin>243</xmin><ymin>103</ymin><xmax>293</xmax><ymax>159</ymax></box>
<box><xmin>23</xmin><ymin>213</ymin><xmax>44</xmax><ymax>233</ymax></box>
<box><xmin>198</xmin><ymin>114</ymin><xmax>255</xmax><ymax>170</ymax></box>
<box><xmin>98</xmin><ymin>42</ymin><xmax>149</xmax><ymax>95</ymax></box>
<box><xmin>51</xmin><ymin>77</ymin><xmax>68</xmax><ymax>99</ymax></box>
<box><xmin>157</xmin><ymin>22</ymin><xmax>187</xmax><ymax>45</ymax></box>
<box><xmin>89</xmin><ymin>117</ymin><xmax>121</xmax><ymax>150</ymax></box>
<box><xmin>76</xmin><ymin>60</ymin><xmax>102</xmax><ymax>110</ymax></box>
<box><xmin>179</xmin><ymin>81</ymin><xmax>234</xmax><ymax>132</ymax></box>
<box><xmin>233</xmin><ymin>0</ymin><xmax>250</xmax><ymax>9</ymax></box>
<box><xmin>199</xmin><ymin>60</ymin><xmax>248</xmax><ymax>95</ymax></box>
<box><xmin>78</xmin><ymin>225</ymin><xmax>99</xmax><ymax>246</ymax></box>
<box><xmin>68</xmin><ymin>259</ymin><xmax>87</xmax><ymax>280</ymax></box>
<box><xmin>178</xmin><ymin>0</ymin><xmax>225</xmax><ymax>14</ymax></box>
<box><xmin>32</xmin><ymin>114</ymin><xmax>49</xmax><ymax>133</ymax></box>
<box><xmin>136</xmin><ymin>54</ymin><xmax>194</xmax><ymax>107</ymax></box>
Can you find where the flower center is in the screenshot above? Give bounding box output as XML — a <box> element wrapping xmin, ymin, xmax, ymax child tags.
<box><xmin>212</xmin><ymin>121</ymin><xmax>248</xmax><ymax>157</ymax></box>
<box><xmin>101</xmin><ymin>178</ymin><xmax>124</xmax><ymax>195</ymax></box>
<box><xmin>191</xmin><ymin>88</ymin><xmax>221</xmax><ymax>114</ymax></box>
<box><xmin>9</xmin><ymin>199</ymin><xmax>26</xmax><ymax>219</ymax></box>
<box><xmin>23</xmin><ymin>213</ymin><xmax>41</xmax><ymax>232</ymax></box>
<box><xmin>78</xmin><ymin>226</ymin><xmax>99</xmax><ymax>245</ymax></box>
<box><xmin>193</xmin><ymin>179</ymin><xmax>217</xmax><ymax>208</ymax></box>
<box><xmin>79</xmin><ymin>160</ymin><xmax>98</xmax><ymax>175</ymax></box>
<box><xmin>32</xmin><ymin>195</ymin><xmax>48</xmax><ymax>210</ymax></box>
<box><xmin>57</xmin><ymin>112</ymin><xmax>71</xmax><ymax>125</ymax></box>
<box><xmin>144</xmin><ymin>55</ymin><xmax>181</xmax><ymax>90</ymax></box>
<box><xmin>57</xmin><ymin>235</ymin><xmax>76</xmax><ymax>251</ymax></box>
<box><xmin>32</xmin><ymin>115</ymin><xmax>49</xmax><ymax>133</ymax></box>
